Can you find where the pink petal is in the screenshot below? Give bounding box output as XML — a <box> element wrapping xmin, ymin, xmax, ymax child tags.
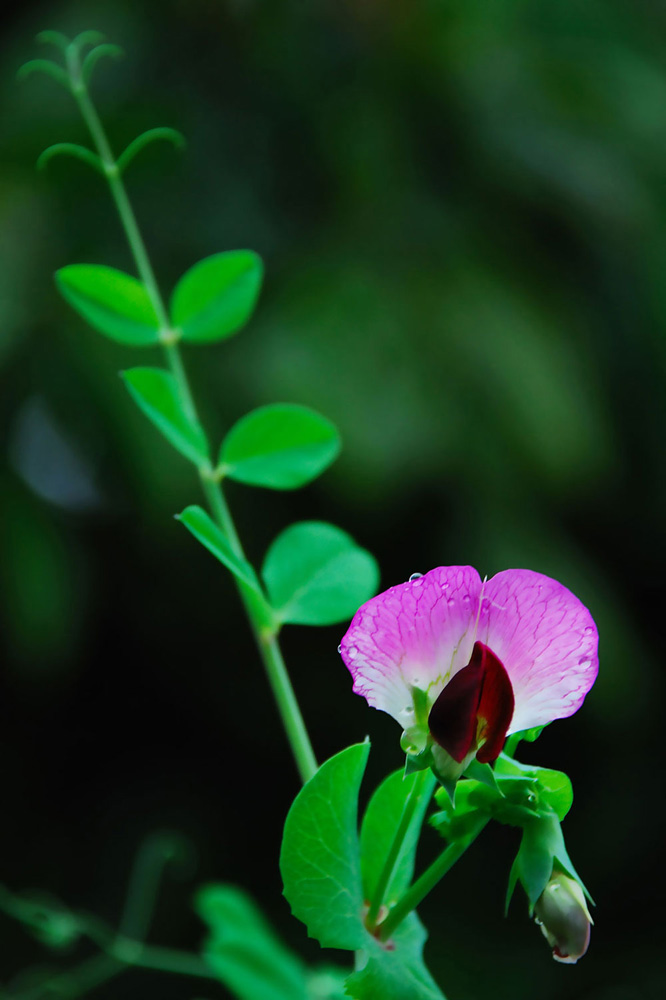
<box><xmin>481</xmin><ymin>569</ymin><xmax>598</xmax><ymax>733</ymax></box>
<box><xmin>339</xmin><ymin>566</ymin><xmax>483</xmax><ymax>726</ymax></box>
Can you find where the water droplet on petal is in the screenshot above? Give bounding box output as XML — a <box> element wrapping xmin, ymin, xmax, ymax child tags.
<box><xmin>462</xmin><ymin>595</ymin><xmax>471</xmax><ymax>604</ymax></box>
<box><xmin>337</xmin><ymin>644</ymin><xmax>342</xmax><ymax>654</ymax></box>
<box><xmin>347</xmin><ymin>645</ymin><xmax>358</xmax><ymax>660</ymax></box>
<box><xmin>578</xmin><ymin>657</ymin><xmax>589</xmax><ymax>667</ymax></box>
<box><xmin>409</xmin><ymin>572</ymin><xmax>423</xmax><ymax>581</ymax></box>
<box><xmin>447</xmin><ymin>597</ymin><xmax>456</xmax><ymax>607</ymax></box>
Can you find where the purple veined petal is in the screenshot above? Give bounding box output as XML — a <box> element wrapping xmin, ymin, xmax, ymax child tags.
<box><xmin>339</xmin><ymin>566</ymin><xmax>483</xmax><ymax>726</ymax></box>
<box><xmin>481</xmin><ymin>569</ymin><xmax>598</xmax><ymax>733</ymax></box>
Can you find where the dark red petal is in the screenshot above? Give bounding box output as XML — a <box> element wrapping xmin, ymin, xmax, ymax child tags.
<box><xmin>475</xmin><ymin>642</ymin><xmax>515</xmax><ymax>763</ymax></box>
<box><xmin>427</xmin><ymin>646</ymin><xmax>484</xmax><ymax>762</ymax></box>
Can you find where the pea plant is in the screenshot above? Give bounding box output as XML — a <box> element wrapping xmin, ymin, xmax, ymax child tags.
<box><xmin>10</xmin><ymin>30</ymin><xmax>598</xmax><ymax>1000</ymax></box>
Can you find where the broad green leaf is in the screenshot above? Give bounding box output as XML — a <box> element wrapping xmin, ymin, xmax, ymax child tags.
<box><xmin>280</xmin><ymin>742</ymin><xmax>369</xmax><ymax>951</ymax></box>
<box><xmin>171</xmin><ymin>251</ymin><xmax>263</xmax><ymax>343</ymax></box>
<box><xmin>122</xmin><ymin>368</ymin><xmax>209</xmax><ymax>466</ymax></box>
<box><xmin>281</xmin><ymin>743</ymin><xmax>445</xmax><ymax>999</ymax></box>
<box><xmin>56</xmin><ymin>265</ymin><xmax>161</xmax><ymax>345</ymax></box>
<box><xmin>262</xmin><ymin>522</ymin><xmax>379</xmax><ymax>625</ymax></box>
<box><xmin>196</xmin><ymin>884</ymin><xmax>310</xmax><ymax>1000</ymax></box>
<box><xmin>177</xmin><ymin>505</ymin><xmax>261</xmax><ymax>593</ymax></box>
<box><xmin>346</xmin><ymin>912</ymin><xmax>446</xmax><ymax>1000</ymax></box>
<box><xmin>360</xmin><ymin>770</ymin><xmax>434</xmax><ymax>907</ymax></box>
<box><xmin>219</xmin><ymin>404</ymin><xmax>340</xmax><ymax>489</ymax></box>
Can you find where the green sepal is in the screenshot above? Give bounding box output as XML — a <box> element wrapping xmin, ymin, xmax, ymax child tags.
<box><xmin>171</xmin><ymin>250</ymin><xmax>263</xmax><ymax>343</ymax></box>
<box><xmin>177</xmin><ymin>505</ymin><xmax>265</xmax><ymax>599</ymax></box>
<box><xmin>56</xmin><ymin>264</ymin><xmax>161</xmax><ymax>345</ymax></box>
<box><xmin>262</xmin><ymin>521</ymin><xmax>379</xmax><ymax>626</ymax></box>
<box><xmin>505</xmin><ymin>809</ymin><xmax>592</xmax><ymax>915</ymax></box>
<box><xmin>464</xmin><ymin>759</ymin><xmax>498</xmax><ymax>791</ymax></box>
<box><xmin>122</xmin><ymin>367</ymin><xmax>209</xmax><ymax>466</ymax></box>
<box><xmin>219</xmin><ymin>403</ymin><xmax>340</xmax><ymax>490</ymax></box>
<box><xmin>431</xmin><ymin>780</ymin><xmax>494</xmax><ymax>843</ymax></box>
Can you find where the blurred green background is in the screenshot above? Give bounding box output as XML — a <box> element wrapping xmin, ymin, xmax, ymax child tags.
<box><xmin>1</xmin><ymin>0</ymin><xmax>663</xmax><ymax>997</ymax></box>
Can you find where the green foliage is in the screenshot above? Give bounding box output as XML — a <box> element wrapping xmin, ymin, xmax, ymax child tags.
<box><xmin>262</xmin><ymin>522</ymin><xmax>379</xmax><ymax>625</ymax></box>
<box><xmin>281</xmin><ymin>742</ymin><xmax>369</xmax><ymax>951</ymax></box>
<box><xmin>122</xmin><ymin>367</ymin><xmax>209</xmax><ymax>466</ymax></box>
<box><xmin>55</xmin><ymin>264</ymin><xmax>161</xmax><ymax>345</ymax></box>
<box><xmin>360</xmin><ymin>770</ymin><xmax>432</xmax><ymax>907</ymax></box>
<box><xmin>196</xmin><ymin>884</ymin><xmax>311</xmax><ymax>1000</ymax></box>
<box><xmin>177</xmin><ymin>505</ymin><xmax>261</xmax><ymax>593</ymax></box>
<box><xmin>281</xmin><ymin>744</ymin><xmax>445</xmax><ymax>1000</ymax></box>
<box><xmin>171</xmin><ymin>251</ymin><xmax>263</xmax><ymax>343</ymax></box>
<box><xmin>219</xmin><ymin>404</ymin><xmax>340</xmax><ymax>489</ymax></box>
<box><xmin>346</xmin><ymin>913</ymin><xmax>446</xmax><ymax>1000</ymax></box>
<box><xmin>506</xmin><ymin>811</ymin><xmax>589</xmax><ymax>915</ymax></box>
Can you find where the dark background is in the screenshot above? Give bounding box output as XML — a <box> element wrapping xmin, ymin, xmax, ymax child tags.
<box><xmin>0</xmin><ymin>1</ymin><xmax>663</xmax><ymax>998</ymax></box>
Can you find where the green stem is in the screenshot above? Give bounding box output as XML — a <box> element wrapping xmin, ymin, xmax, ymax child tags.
<box><xmin>378</xmin><ymin>814</ymin><xmax>490</xmax><ymax>942</ymax></box>
<box><xmin>366</xmin><ymin>770</ymin><xmax>436</xmax><ymax>931</ymax></box>
<box><xmin>65</xmin><ymin>46</ymin><xmax>317</xmax><ymax>785</ymax></box>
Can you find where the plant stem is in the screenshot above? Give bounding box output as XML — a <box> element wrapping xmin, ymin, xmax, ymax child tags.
<box><xmin>66</xmin><ymin>46</ymin><xmax>317</xmax><ymax>784</ymax></box>
<box><xmin>378</xmin><ymin>814</ymin><xmax>490</xmax><ymax>942</ymax></box>
<box><xmin>366</xmin><ymin>770</ymin><xmax>436</xmax><ymax>931</ymax></box>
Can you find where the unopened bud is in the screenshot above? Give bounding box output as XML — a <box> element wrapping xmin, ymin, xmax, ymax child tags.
<box><xmin>534</xmin><ymin>871</ymin><xmax>592</xmax><ymax>964</ymax></box>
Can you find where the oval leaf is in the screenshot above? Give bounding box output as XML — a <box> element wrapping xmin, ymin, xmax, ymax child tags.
<box><xmin>122</xmin><ymin>368</ymin><xmax>209</xmax><ymax>466</ymax></box>
<box><xmin>56</xmin><ymin>264</ymin><xmax>161</xmax><ymax>345</ymax></box>
<box><xmin>280</xmin><ymin>742</ymin><xmax>369</xmax><ymax>951</ymax></box>
<box><xmin>261</xmin><ymin>522</ymin><xmax>379</xmax><ymax>626</ymax></box>
<box><xmin>220</xmin><ymin>404</ymin><xmax>340</xmax><ymax>489</ymax></box>
<box><xmin>171</xmin><ymin>251</ymin><xmax>263</xmax><ymax>343</ymax></box>
<box><xmin>177</xmin><ymin>505</ymin><xmax>260</xmax><ymax>593</ymax></box>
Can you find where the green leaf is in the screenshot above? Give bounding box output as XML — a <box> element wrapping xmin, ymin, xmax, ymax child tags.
<box><xmin>281</xmin><ymin>742</ymin><xmax>370</xmax><ymax>951</ymax></box>
<box><xmin>177</xmin><ymin>505</ymin><xmax>260</xmax><ymax>593</ymax></box>
<box><xmin>262</xmin><ymin>522</ymin><xmax>379</xmax><ymax>626</ymax></box>
<box><xmin>219</xmin><ymin>404</ymin><xmax>340</xmax><ymax>490</ymax></box>
<box><xmin>196</xmin><ymin>884</ymin><xmax>310</xmax><ymax>1000</ymax></box>
<box><xmin>281</xmin><ymin>743</ymin><xmax>445</xmax><ymax>1000</ymax></box>
<box><xmin>171</xmin><ymin>251</ymin><xmax>263</xmax><ymax>343</ymax></box>
<box><xmin>346</xmin><ymin>912</ymin><xmax>446</xmax><ymax>1000</ymax></box>
<box><xmin>360</xmin><ymin>770</ymin><xmax>433</xmax><ymax>907</ymax></box>
<box><xmin>122</xmin><ymin>367</ymin><xmax>209</xmax><ymax>466</ymax></box>
<box><xmin>56</xmin><ymin>264</ymin><xmax>161</xmax><ymax>345</ymax></box>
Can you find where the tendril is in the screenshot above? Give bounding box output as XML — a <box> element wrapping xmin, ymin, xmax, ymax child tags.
<box><xmin>17</xmin><ymin>59</ymin><xmax>70</xmax><ymax>91</ymax></box>
<box><xmin>117</xmin><ymin>128</ymin><xmax>186</xmax><ymax>174</ymax></box>
<box><xmin>37</xmin><ymin>143</ymin><xmax>104</xmax><ymax>174</ymax></box>
<box><xmin>82</xmin><ymin>43</ymin><xmax>124</xmax><ymax>85</ymax></box>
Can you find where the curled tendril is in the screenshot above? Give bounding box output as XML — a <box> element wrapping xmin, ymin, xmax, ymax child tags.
<box><xmin>17</xmin><ymin>58</ymin><xmax>70</xmax><ymax>91</ymax></box>
<box><xmin>35</xmin><ymin>30</ymin><xmax>70</xmax><ymax>51</ymax></box>
<box><xmin>37</xmin><ymin>143</ymin><xmax>104</xmax><ymax>174</ymax></box>
<box><xmin>68</xmin><ymin>30</ymin><xmax>106</xmax><ymax>58</ymax></box>
<box><xmin>117</xmin><ymin>128</ymin><xmax>186</xmax><ymax>174</ymax></box>
<box><xmin>82</xmin><ymin>43</ymin><xmax>124</xmax><ymax>84</ymax></box>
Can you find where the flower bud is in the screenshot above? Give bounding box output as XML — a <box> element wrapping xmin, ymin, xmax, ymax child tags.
<box><xmin>534</xmin><ymin>871</ymin><xmax>592</xmax><ymax>964</ymax></box>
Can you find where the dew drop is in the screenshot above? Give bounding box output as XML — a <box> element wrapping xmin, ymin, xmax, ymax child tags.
<box><xmin>347</xmin><ymin>646</ymin><xmax>358</xmax><ymax>660</ymax></box>
<box><xmin>578</xmin><ymin>657</ymin><xmax>589</xmax><ymax>667</ymax></box>
<box><xmin>409</xmin><ymin>572</ymin><xmax>423</xmax><ymax>581</ymax></box>
<box><xmin>462</xmin><ymin>595</ymin><xmax>471</xmax><ymax>604</ymax></box>
<box><xmin>447</xmin><ymin>597</ymin><xmax>456</xmax><ymax>607</ymax></box>
<box><xmin>337</xmin><ymin>644</ymin><xmax>342</xmax><ymax>654</ymax></box>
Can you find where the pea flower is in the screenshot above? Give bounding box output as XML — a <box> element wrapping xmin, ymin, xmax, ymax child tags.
<box><xmin>534</xmin><ymin>870</ymin><xmax>593</xmax><ymax>963</ymax></box>
<box><xmin>339</xmin><ymin>567</ymin><xmax>598</xmax><ymax>779</ymax></box>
